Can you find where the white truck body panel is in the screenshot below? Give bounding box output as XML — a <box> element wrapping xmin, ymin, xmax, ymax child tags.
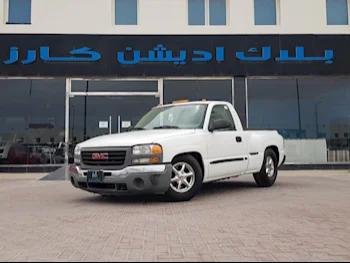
<box><xmin>78</xmin><ymin>129</ymin><xmax>196</xmax><ymax>148</ymax></box>
<box><xmin>76</xmin><ymin>101</ymin><xmax>285</xmax><ymax>183</ymax></box>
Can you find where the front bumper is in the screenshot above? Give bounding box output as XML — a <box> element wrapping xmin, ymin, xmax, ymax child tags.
<box><xmin>69</xmin><ymin>164</ymin><xmax>172</xmax><ymax>196</ymax></box>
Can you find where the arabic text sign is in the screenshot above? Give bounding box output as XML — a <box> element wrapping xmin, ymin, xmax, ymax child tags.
<box><xmin>0</xmin><ymin>34</ymin><xmax>346</xmax><ymax>77</ymax></box>
<box><xmin>2</xmin><ymin>45</ymin><xmax>334</xmax><ymax>65</ymax></box>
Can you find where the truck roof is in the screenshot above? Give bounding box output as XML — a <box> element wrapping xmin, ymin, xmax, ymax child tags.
<box><xmin>155</xmin><ymin>100</ymin><xmax>230</xmax><ymax>108</ymax></box>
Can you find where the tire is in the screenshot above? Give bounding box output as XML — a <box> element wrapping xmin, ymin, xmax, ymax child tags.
<box><xmin>253</xmin><ymin>149</ymin><xmax>278</xmax><ymax>187</ymax></box>
<box><xmin>165</xmin><ymin>154</ymin><xmax>203</xmax><ymax>202</ymax></box>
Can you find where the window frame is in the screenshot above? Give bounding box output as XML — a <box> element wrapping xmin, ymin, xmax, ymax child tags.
<box><xmin>208</xmin><ymin>104</ymin><xmax>237</xmax><ymax>132</ymax></box>
<box><xmin>188</xmin><ymin>0</ymin><xmax>229</xmax><ymax>26</ymax></box>
<box><xmin>5</xmin><ymin>0</ymin><xmax>32</xmax><ymax>25</ymax></box>
<box><xmin>113</xmin><ymin>0</ymin><xmax>138</xmax><ymax>26</ymax></box>
<box><xmin>253</xmin><ymin>0</ymin><xmax>280</xmax><ymax>26</ymax></box>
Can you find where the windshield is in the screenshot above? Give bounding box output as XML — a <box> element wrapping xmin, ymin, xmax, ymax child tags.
<box><xmin>134</xmin><ymin>104</ymin><xmax>208</xmax><ymax>130</ymax></box>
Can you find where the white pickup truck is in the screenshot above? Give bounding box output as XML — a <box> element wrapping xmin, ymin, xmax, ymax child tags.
<box><xmin>69</xmin><ymin>100</ymin><xmax>286</xmax><ymax>202</ymax></box>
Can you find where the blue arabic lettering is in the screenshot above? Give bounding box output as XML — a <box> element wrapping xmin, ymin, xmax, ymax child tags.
<box><xmin>144</xmin><ymin>44</ymin><xmax>164</xmax><ymax>61</ymax></box>
<box><xmin>40</xmin><ymin>47</ymin><xmax>101</xmax><ymax>62</ymax></box>
<box><xmin>152</xmin><ymin>44</ymin><xmax>167</xmax><ymax>60</ymax></box>
<box><xmin>216</xmin><ymin>47</ymin><xmax>225</xmax><ymax>62</ymax></box>
<box><xmin>189</xmin><ymin>47</ymin><xmax>225</xmax><ymax>62</ymax></box>
<box><xmin>145</xmin><ymin>44</ymin><xmax>186</xmax><ymax>64</ymax></box>
<box><xmin>236</xmin><ymin>47</ymin><xmax>272</xmax><ymax>61</ymax></box>
<box><xmin>117</xmin><ymin>47</ymin><xmax>141</xmax><ymax>65</ymax></box>
<box><xmin>3</xmin><ymin>46</ymin><xmax>19</xmax><ymax>65</ymax></box>
<box><xmin>172</xmin><ymin>50</ymin><xmax>187</xmax><ymax>65</ymax></box>
<box><xmin>192</xmin><ymin>50</ymin><xmax>213</xmax><ymax>62</ymax></box>
<box><xmin>142</xmin><ymin>44</ymin><xmax>186</xmax><ymax>65</ymax></box>
<box><xmin>276</xmin><ymin>46</ymin><xmax>333</xmax><ymax>64</ymax></box>
<box><xmin>117</xmin><ymin>45</ymin><xmax>187</xmax><ymax>65</ymax></box>
<box><xmin>21</xmin><ymin>50</ymin><xmax>36</xmax><ymax>65</ymax></box>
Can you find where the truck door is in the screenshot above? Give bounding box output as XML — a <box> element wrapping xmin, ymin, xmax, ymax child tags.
<box><xmin>206</xmin><ymin>104</ymin><xmax>249</xmax><ymax>179</ymax></box>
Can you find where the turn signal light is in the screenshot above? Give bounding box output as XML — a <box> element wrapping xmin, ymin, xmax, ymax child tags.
<box><xmin>151</xmin><ymin>157</ymin><xmax>160</xmax><ymax>163</ymax></box>
<box><xmin>152</xmin><ymin>145</ymin><xmax>163</xmax><ymax>154</ymax></box>
<box><xmin>69</xmin><ymin>166</ymin><xmax>78</xmax><ymax>174</ymax></box>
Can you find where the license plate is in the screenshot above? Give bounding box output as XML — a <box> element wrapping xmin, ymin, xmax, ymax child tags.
<box><xmin>87</xmin><ymin>171</ymin><xmax>104</xmax><ymax>183</ymax></box>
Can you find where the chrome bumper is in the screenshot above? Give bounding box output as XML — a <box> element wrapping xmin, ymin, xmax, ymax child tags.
<box><xmin>71</xmin><ymin>164</ymin><xmax>167</xmax><ymax>178</ymax></box>
<box><xmin>69</xmin><ymin>164</ymin><xmax>172</xmax><ymax>195</ymax></box>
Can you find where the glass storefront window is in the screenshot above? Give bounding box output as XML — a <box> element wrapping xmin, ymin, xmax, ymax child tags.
<box><xmin>1</xmin><ymin>77</ymin><xmax>347</xmax><ymax>166</ymax></box>
<box><xmin>164</xmin><ymin>79</ymin><xmax>232</xmax><ymax>104</ymax></box>
<box><xmin>0</xmin><ymin>79</ymin><xmax>66</xmax><ymax>166</ymax></box>
<box><xmin>247</xmin><ymin>77</ymin><xmax>350</xmax><ymax>163</ymax></box>
<box><xmin>247</xmin><ymin>78</ymin><xmax>301</xmax><ymax>138</ymax></box>
<box><xmin>298</xmin><ymin>78</ymin><xmax>350</xmax><ymax>150</ymax></box>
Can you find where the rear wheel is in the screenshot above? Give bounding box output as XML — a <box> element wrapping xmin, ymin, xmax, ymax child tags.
<box><xmin>165</xmin><ymin>154</ymin><xmax>203</xmax><ymax>202</ymax></box>
<box><xmin>253</xmin><ymin>149</ymin><xmax>278</xmax><ymax>187</ymax></box>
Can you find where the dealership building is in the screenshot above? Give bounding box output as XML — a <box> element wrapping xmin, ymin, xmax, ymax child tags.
<box><xmin>0</xmin><ymin>0</ymin><xmax>350</xmax><ymax>172</ymax></box>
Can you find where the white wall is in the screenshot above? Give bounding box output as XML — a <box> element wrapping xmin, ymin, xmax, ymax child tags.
<box><xmin>284</xmin><ymin>139</ymin><xmax>328</xmax><ymax>164</ymax></box>
<box><xmin>0</xmin><ymin>0</ymin><xmax>350</xmax><ymax>34</ymax></box>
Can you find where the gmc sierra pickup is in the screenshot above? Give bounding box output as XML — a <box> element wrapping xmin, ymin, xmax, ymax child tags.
<box><xmin>69</xmin><ymin>100</ymin><xmax>286</xmax><ymax>202</ymax></box>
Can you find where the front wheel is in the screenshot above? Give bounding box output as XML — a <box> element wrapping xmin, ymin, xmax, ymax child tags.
<box><xmin>165</xmin><ymin>154</ymin><xmax>203</xmax><ymax>202</ymax></box>
<box><xmin>253</xmin><ymin>149</ymin><xmax>278</xmax><ymax>187</ymax></box>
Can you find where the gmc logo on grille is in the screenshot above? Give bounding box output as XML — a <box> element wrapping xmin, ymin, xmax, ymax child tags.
<box><xmin>92</xmin><ymin>153</ymin><xmax>109</xmax><ymax>160</ymax></box>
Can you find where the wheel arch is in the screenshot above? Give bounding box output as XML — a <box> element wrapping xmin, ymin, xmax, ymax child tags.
<box><xmin>171</xmin><ymin>151</ymin><xmax>205</xmax><ymax>177</ymax></box>
<box><xmin>265</xmin><ymin>145</ymin><xmax>279</xmax><ymax>164</ymax></box>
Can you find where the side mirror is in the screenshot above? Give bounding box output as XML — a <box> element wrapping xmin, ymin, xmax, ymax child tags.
<box><xmin>208</xmin><ymin>119</ymin><xmax>231</xmax><ymax>132</ymax></box>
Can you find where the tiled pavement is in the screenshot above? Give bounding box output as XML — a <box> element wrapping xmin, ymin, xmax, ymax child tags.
<box><xmin>0</xmin><ymin>171</ymin><xmax>349</xmax><ymax>262</ymax></box>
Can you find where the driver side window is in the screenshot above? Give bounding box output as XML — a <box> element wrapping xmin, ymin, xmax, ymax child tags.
<box><xmin>209</xmin><ymin>105</ymin><xmax>236</xmax><ymax>131</ymax></box>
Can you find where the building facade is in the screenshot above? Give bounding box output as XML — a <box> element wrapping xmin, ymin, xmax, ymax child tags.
<box><xmin>0</xmin><ymin>0</ymin><xmax>350</xmax><ymax>172</ymax></box>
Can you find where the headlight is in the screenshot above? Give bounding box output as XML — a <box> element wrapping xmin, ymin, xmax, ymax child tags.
<box><xmin>132</xmin><ymin>144</ymin><xmax>162</xmax><ymax>155</ymax></box>
<box><xmin>132</xmin><ymin>144</ymin><xmax>163</xmax><ymax>164</ymax></box>
<box><xmin>74</xmin><ymin>145</ymin><xmax>81</xmax><ymax>156</ymax></box>
<box><xmin>74</xmin><ymin>145</ymin><xmax>81</xmax><ymax>164</ymax></box>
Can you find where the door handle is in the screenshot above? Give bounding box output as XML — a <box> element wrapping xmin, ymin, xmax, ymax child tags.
<box><xmin>236</xmin><ymin>136</ymin><xmax>242</xmax><ymax>142</ymax></box>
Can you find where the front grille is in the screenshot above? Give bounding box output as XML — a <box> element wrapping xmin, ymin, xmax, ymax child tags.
<box><xmin>81</xmin><ymin>150</ymin><xmax>126</xmax><ymax>166</ymax></box>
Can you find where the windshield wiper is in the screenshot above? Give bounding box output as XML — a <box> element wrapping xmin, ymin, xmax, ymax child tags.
<box><xmin>131</xmin><ymin>127</ymin><xmax>145</xmax><ymax>131</ymax></box>
<box><xmin>153</xmin><ymin>125</ymin><xmax>179</xmax><ymax>129</ymax></box>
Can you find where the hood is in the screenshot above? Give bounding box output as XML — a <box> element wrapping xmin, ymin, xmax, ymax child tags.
<box><xmin>78</xmin><ymin>129</ymin><xmax>196</xmax><ymax>148</ymax></box>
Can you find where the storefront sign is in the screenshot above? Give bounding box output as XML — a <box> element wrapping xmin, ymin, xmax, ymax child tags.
<box><xmin>1</xmin><ymin>45</ymin><xmax>334</xmax><ymax>65</ymax></box>
<box><xmin>121</xmin><ymin>121</ymin><xmax>131</xmax><ymax>128</ymax></box>
<box><xmin>0</xmin><ymin>34</ymin><xmax>348</xmax><ymax>77</ymax></box>
<box><xmin>98</xmin><ymin>121</ymin><xmax>108</xmax><ymax>129</ymax></box>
